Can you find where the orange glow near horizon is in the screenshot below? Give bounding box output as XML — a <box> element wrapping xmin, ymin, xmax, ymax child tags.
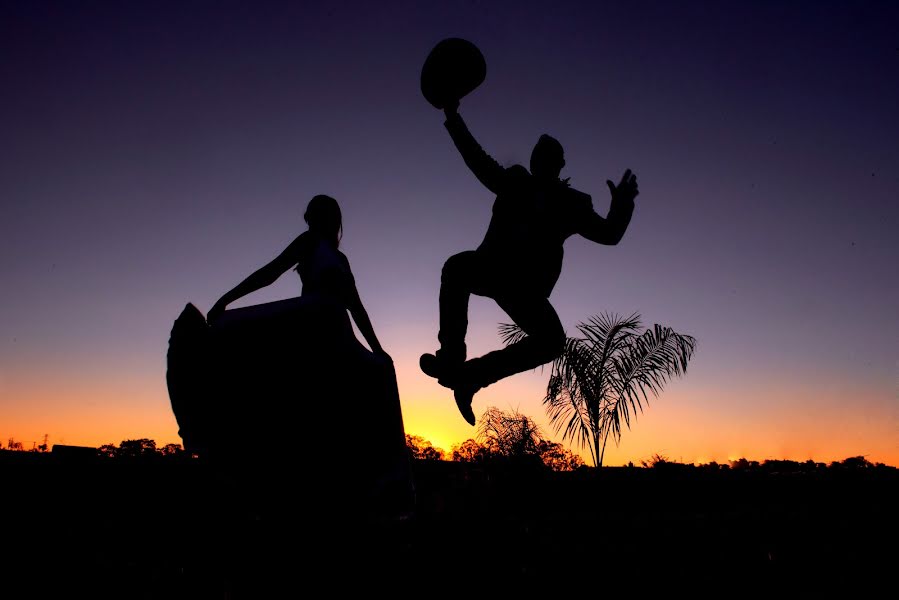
<box><xmin>2</xmin><ymin>0</ymin><xmax>897</xmax><ymax>479</ymax></box>
<box><xmin>4</xmin><ymin>357</ymin><xmax>897</xmax><ymax>467</ymax></box>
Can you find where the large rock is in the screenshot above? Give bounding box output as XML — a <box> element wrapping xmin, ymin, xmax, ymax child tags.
<box><xmin>166</xmin><ymin>298</ymin><xmax>413</xmax><ymax>513</ymax></box>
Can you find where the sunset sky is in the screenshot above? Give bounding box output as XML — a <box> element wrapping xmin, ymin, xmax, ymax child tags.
<box><xmin>2</xmin><ymin>1</ymin><xmax>896</xmax><ymax>465</ymax></box>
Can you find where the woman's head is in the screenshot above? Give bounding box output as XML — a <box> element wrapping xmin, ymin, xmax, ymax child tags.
<box><xmin>304</xmin><ymin>194</ymin><xmax>342</xmax><ymax>247</ymax></box>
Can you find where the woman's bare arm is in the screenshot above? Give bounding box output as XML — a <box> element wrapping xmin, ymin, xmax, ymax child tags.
<box><xmin>207</xmin><ymin>235</ymin><xmax>305</xmax><ymax>321</ymax></box>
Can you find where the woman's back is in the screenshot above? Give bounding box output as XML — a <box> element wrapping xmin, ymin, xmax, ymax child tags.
<box><xmin>295</xmin><ymin>232</ymin><xmax>354</xmax><ymax>304</ymax></box>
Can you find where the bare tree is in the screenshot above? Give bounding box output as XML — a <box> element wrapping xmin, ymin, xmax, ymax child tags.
<box><xmin>476</xmin><ymin>407</ymin><xmax>542</xmax><ymax>458</ymax></box>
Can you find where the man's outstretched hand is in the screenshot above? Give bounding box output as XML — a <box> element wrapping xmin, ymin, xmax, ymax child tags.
<box><xmin>607</xmin><ymin>169</ymin><xmax>639</xmax><ymax>203</ymax></box>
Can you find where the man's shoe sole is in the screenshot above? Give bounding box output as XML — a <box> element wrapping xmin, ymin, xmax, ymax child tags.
<box><xmin>454</xmin><ymin>385</ymin><xmax>479</xmax><ymax>426</ymax></box>
<box><xmin>455</xmin><ymin>396</ymin><xmax>476</xmax><ymax>425</ymax></box>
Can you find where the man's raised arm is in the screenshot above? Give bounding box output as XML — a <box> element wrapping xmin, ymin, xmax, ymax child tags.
<box><xmin>443</xmin><ymin>104</ymin><xmax>506</xmax><ymax>195</ymax></box>
<box><xmin>579</xmin><ymin>169</ymin><xmax>638</xmax><ymax>245</ymax></box>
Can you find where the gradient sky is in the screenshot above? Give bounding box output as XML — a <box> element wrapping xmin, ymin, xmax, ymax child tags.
<box><xmin>2</xmin><ymin>1</ymin><xmax>896</xmax><ymax>465</ymax></box>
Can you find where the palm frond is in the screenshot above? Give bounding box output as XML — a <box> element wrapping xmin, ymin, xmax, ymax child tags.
<box><xmin>602</xmin><ymin>324</ymin><xmax>697</xmax><ymax>445</ymax></box>
<box><xmin>503</xmin><ymin>312</ymin><xmax>695</xmax><ymax>467</ymax></box>
<box><xmin>498</xmin><ymin>322</ymin><xmax>529</xmax><ymax>346</ymax></box>
<box><xmin>544</xmin><ymin>371</ymin><xmax>594</xmax><ymax>461</ymax></box>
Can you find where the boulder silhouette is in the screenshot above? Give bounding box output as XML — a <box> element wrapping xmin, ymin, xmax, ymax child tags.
<box><xmin>166</xmin><ymin>303</ymin><xmax>213</xmax><ymax>453</ymax></box>
<box><xmin>166</xmin><ymin>298</ymin><xmax>413</xmax><ymax>511</ymax></box>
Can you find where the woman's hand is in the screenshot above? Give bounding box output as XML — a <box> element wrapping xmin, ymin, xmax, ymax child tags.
<box><xmin>373</xmin><ymin>348</ymin><xmax>394</xmax><ymax>366</ymax></box>
<box><xmin>207</xmin><ymin>300</ymin><xmax>227</xmax><ymax>324</ymax></box>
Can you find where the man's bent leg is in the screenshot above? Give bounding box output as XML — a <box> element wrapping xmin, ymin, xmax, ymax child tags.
<box><xmin>436</xmin><ymin>251</ymin><xmax>483</xmax><ymax>364</ymax></box>
<box><xmin>462</xmin><ymin>294</ymin><xmax>566</xmax><ymax>389</ymax></box>
<box><xmin>421</xmin><ymin>251</ymin><xmax>485</xmax><ymax>387</ymax></box>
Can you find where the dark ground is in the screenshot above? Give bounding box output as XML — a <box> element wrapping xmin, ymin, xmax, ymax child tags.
<box><xmin>2</xmin><ymin>450</ymin><xmax>896</xmax><ymax>597</ymax></box>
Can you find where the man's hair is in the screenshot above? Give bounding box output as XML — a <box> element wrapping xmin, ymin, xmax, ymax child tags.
<box><xmin>536</xmin><ymin>134</ymin><xmax>563</xmax><ymax>157</ymax></box>
<box><xmin>531</xmin><ymin>134</ymin><xmax>566</xmax><ymax>182</ymax></box>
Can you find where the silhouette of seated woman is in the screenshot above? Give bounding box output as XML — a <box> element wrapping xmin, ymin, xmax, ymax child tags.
<box><xmin>208</xmin><ymin>194</ymin><xmax>391</xmax><ymax>365</ymax></box>
<box><xmin>198</xmin><ymin>195</ymin><xmax>408</xmax><ymax>502</ymax></box>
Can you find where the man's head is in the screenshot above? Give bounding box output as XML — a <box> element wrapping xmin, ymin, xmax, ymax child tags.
<box><xmin>530</xmin><ymin>134</ymin><xmax>565</xmax><ymax>180</ymax></box>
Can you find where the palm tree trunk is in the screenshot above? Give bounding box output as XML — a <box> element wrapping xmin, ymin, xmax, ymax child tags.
<box><xmin>599</xmin><ymin>426</ymin><xmax>612</xmax><ymax>468</ymax></box>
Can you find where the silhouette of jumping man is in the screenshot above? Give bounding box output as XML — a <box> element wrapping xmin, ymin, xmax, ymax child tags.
<box><xmin>421</xmin><ymin>100</ymin><xmax>638</xmax><ymax>425</ymax></box>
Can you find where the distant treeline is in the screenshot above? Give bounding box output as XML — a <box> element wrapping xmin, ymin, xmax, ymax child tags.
<box><xmin>632</xmin><ymin>453</ymin><xmax>895</xmax><ymax>473</ymax></box>
<box><xmin>3</xmin><ymin>434</ymin><xmax>893</xmax><ymax>473</ymax></box>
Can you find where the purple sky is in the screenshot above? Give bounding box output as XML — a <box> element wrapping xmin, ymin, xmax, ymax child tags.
<box><xmin>2</xmin><ymin>1</ymin><xmax>897</xmax><ymax>463</ymax></box>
